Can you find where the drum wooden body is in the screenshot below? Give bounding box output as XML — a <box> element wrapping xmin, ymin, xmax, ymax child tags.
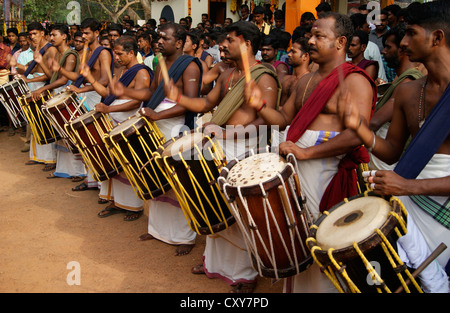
<box><xmin>218</xmin><ymin>148</ymin><xmax>313</xmax><ymax>279</ymax></box>
<box><xmin>0</xmin><ymin>79</ymin><xmax>29</xmax><ymax>128</ymax></box>
<box><xmin>66</xmin><ymin>110</ymin><xmax>120</xmax><ymax>181</ymax></box>
<box><xmin>105</xmin><ymin>114</ymin><xmax>170</xmax><ymax>200</ymax></box>
<box><xmin>155</xmin><ymin>130</ymin><xmax>234</xmax><ymax>235</ymax></box>
<box><xmin>19</xmin><ymin>92</ymin><xmax>60</xmax><ymax>144</ymax></box>
<box><xmin>306</xmin><ymin>192</ymin><xmax>423</xmax><ymax>293</ymax></box>
<box><xmin>42</xmin><ymin>91</ymin><xmax>86</xmax><ymax>143</ymax></box>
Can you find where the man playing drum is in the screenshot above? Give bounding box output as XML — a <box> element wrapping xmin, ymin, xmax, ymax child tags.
<box><xmin>17</xmin><ymin>22</ymin><xmax>58</xmax><ymax>172</ymax></box>
<box><xmin>163</xmin><ymin>21</ymin><xmax>281</xmax><ymax>293</ymax></box>
<box><xmin>111</xmin><ymin>23</ymin><xmax>203</xmax><ymax>256</ymax></box>
<box><xmin>247</xmin><ymin>12</ymin><xmax>377</xmax><ymax>292</ymax></box>
<box><xmin>80</xmin><ymin>35</ymin><xmax>152</xmax><ymax>222</ymax></box>
<box><xmin>31</xmin><ymin>24</ymin><xmax>84</xmax><ymax>181</ymax></box>
<box><xmin>57</xmin><ymin>18</ymin><xmax>114</xmax><ymax>192</ymax></box>
<box><xmin>339</xmin><ymin>1</ymin><xmax>450</xmax><ymax>292</ymax></box>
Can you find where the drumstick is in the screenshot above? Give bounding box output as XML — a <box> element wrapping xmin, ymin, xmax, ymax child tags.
<box><xmin>156</xmin><ymin>53</ymin><xmax>170</xmax><ymax>87</ymax></box>
<box><xmin>80</xmin><ymin>41</ymin><xmax>88</xmax><ymax>74</ymax></box>
<box><xmin>239</xmin><ymin>42</ymin><xmax>251</xmax><ymax>83</ymax></box>
<box><xmin>394</xmin><ymin>242</ymin><xmax>447</xmax><ymax>293</ymax></box>
<box><xmin>106</xmin><ymin>64</ymin><xmax>114</xmax><ymax>87</ymax></box>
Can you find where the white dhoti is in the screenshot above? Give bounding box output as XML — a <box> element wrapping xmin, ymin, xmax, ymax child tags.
<box><xmin>283</xmin><ymin>129</ymin><xmax>342</xmax><ymax>293</ymax></box>
<box><xmin>27</xmin><ymin>78</ymin><xmax>57</xmax><ymax>164</ymax></box>
<box><xmin>99</xmin><ymin>171</ymin><xmax>143</xmax><ymax>211</ymax></box>
<box><xmin>52</xmin><ymin>140</ymin><xmax>86</xmax><ymax>178</ymax></box>
<box><xmin>396</xmin><ymin>154</ymin><xmax>450</xmax><ymax>292</ymax></box>
<box><xmin>50</xmin><ymin>86</ymin><xmax>86</xmax><ymax>178</ymax></box>
<box><xmin>146</xmin><ymin>98</ymin><xmax>197</xmax><ymax>245</ymax></box>
<box><xmin>369</xmin><ymin>122</ymin><xmax>396</xmax><ymax>171</ymax></box>
<box><xmin>78</xmin><ymin>86</ymin><xmax>102</xmax><ymax>111</ymax></box>
<box><xmin>202</xmin><ymin>131</ymin><xmax>261</xmax><ymax>285</ymax></box>
<box><xmin>99</xmin><ymin>100</ymin><xmax>143</xmax><ymax>211</ymax></box>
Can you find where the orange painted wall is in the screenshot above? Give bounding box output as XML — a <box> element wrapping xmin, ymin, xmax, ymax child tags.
<box><xmin>285</xmin><ymin>0</ymin><xmax>322</xmax><ymax>36</ymax></box>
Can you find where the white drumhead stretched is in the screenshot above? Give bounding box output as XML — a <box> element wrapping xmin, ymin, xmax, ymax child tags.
<box><xmin>162</xmin><ymin>132</ymin><xmax>204</xmax><ymax>157</ymax></box>
<box><xmin>227</xmin><ymin>152</ymin><xmax>286</xmax><ymax>187</ymax></box>
<box><xmin>109</xmin><ymin>115</ymin><xmax>141</xmax><ymax>136</ymax></box>
<box><xmin>44</xmin><ymin>91</ymin><xmax>73</xmax><ymax>107</ymax></box>
<box><xmin>316</xmin><ymin>196</ymin><xmax>391</xmax><ymax>250</ymax></box>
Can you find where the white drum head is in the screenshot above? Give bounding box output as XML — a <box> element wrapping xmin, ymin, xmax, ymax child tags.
<box><xmin>316</xmin><ymin>196</ymin><xmax>392</xmax><ymax>250</ymax></box>
<box><xmin>44</xmin><ymin>91</ymin><xmax>73</xmax><ymax>108</ymax></box>
<box><xmin>227</xmin><ymin>152</ymin><xmax>286</xmax><ymax>187</ymax></box>
<box><xmin>109</xmin><ymin>115</ymin><xmax>140</xmax><ymax>137</ymax></box>
<box><xmin>162</xmin><ymin>132</ymin><xmax>204</xmax><ymax>157</ymax></box>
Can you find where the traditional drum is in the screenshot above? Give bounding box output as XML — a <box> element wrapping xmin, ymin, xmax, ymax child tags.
<box><xmin>104</xmin><ymin>114</ymin><xmax>170</xmax><ymax>200</ymax></box>
<box><xmin>0</xmin><ymin>78</ymin><xmax>30</xmax><ymax>128</ymax></box>
<box><xmin>306</xmin><ymin>192</ymin><xmax>423</xmax><ymax>293</ymax></box>
<box><xmin>19</xmin><ymin>91</ymin><xmax>60</xmax><ymax>145</ymax></box>
<box><xmin>218</xmin><ymin>148</ymin><xmax>313</xmax><ymax>279</ymax></box>
<box><xmin>65</xmin><ymin>110</ymin><xmax>120</xmax><ymax>182</ymax></box>
<box><xmin>155</xmin><ymin>129</ymin><xmax>234</xmax><ymax>235</ymax></box>
<box><xmin>42</xmin><ymin>90</ymin><xmax>86</xmax><ymax>145</ymax></box>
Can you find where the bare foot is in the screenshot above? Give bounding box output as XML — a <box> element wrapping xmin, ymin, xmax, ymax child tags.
<box><xmin>175</xmin><ymin>244</ymin><xmax>195</xmax><ymax>256</ymax></box>
<box><xmin>138</xmin><ymin>233</ymin><xmax>154</xmax><ymax>241</ymax></box>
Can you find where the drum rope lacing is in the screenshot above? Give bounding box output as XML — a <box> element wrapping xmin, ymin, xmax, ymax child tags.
<box><xmin>220</xmin><ymin>150</ymin><xmax>310</xmax><ymax>279</ymax></box>
<box><xmin>0</xmin><ymin>79</ymin><xmax>29</xmax><ymax>128</ymax></box>
<box><xmin>42</xmin><ymin>93</ymin><xmax>86</xmax><ymax>148</ymax></box>
<box><xmin>156</xmin><ymin>135</ymin><xmax>231</xmax><ymax>235</ymax></box>
<box><xmin>107</xmin><ymin>118</ymin><xmax>167</xmax><ymax>200</ymax></box>
<box><xmin>20</xmin><ymin>91</ymin><xmax>58</xmax><ymax>144</ymax></box>
<box><xmin>306</xmin><ymin>194</ymin><xmax>423</xmax><ymax>293</ymax></box>
<box><xmin>66</xmin><ymin>113</ymin><xmax>119</xmax><ymax>181</ymax></box>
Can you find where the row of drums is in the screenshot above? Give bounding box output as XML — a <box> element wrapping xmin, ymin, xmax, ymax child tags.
<box><xmin>0</xmin><ymin>78</ymin><xmax>424</xmax><ymax>293</ymax></box>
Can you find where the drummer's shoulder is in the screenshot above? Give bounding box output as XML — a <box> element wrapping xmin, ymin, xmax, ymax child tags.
<box><xmin>395</xmin><ymin>76</ymin><xmax>426</xmax><ymax>99</ymax></box>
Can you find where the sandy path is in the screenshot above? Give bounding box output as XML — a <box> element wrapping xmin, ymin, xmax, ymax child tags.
<box><xmin>0</xmin><ymin>131</ymin><xmax>283</xmax><ymax>293</ymax></box>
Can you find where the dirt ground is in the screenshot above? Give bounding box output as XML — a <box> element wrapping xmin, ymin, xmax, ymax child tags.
<box><xmin>0</xmin><ymin>130</ymin><xmax>283</xmax><ymax>294</ymax></box>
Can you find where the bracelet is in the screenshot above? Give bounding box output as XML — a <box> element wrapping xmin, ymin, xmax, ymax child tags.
<box><xmin>257</xmin><ymin>100</ymin><xmax>267</xmax><ymax>112</ymax></box>
<box><xmin>367</xmin><ymin>131</ymin><xmax>376</xmax><ymax>152</ymax></box>
<box><xmin>91</xmin><ymin>80</ymin><xmax>97</xmax><ymax>85</ymax></box>
<box><xmin>176</xmin><ymin>94</ymin><xmax>181</xmax><ymax>105</ymax></box>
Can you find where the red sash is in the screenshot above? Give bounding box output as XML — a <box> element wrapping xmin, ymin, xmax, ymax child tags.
<box><xmin>286</xmin><ymin>62</ymin><xmax>377</xmax><ymax>213</ymax></box>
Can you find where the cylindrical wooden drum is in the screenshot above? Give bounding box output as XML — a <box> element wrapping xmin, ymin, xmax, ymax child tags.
<box><xmin>42</xmin><ymin>91</ymin><xmax>86</xmax><ymax>144</ymax></box>
<box><xmin>65</xmin><ymin>110</ymin><xmax>120</xmax><ymax>181</ymax></box>
<box><xmin>155</xmin><ymin>129</ymin><xmax>234</xmax><ymax>235</ymax></box>
<box><xmin>306</xmin><ymin>192</ymin><xmax>423</xmax><ymax>293</ymax></box>
<box><xmin>0</xmin><ymin>78</ymin><xmax>30</xmax><ymax>128</ymax></box>
<box><xmin>19</xmin><ymin>91</ymin><xmax>60</xmax><ymax>144</ymax></box>
<box><xmin>104</xmin><ymin>114</ymin><xmax>170</xmax><ymax>200</ymax></box>
<box><xmin>218</xmin><ymin>148</ymin><xmax>313</xmax><ymax>279</ymax></box>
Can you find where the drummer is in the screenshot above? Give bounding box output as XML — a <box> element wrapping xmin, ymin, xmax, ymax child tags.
<box><xmin>56</xmin><ymin>18</ymin><xmax>113</xmax><ymax>192</ymax></box>
<box><xmin>61</xmin><ymin>18</ymin><xmax>113</xmax><ymax>111</ymax></box>
<box><xmin>163</xmin><ymin>21</ymin><xmax>281</xmax><ymax>293</ymax></box>
<box><xmin>80</xmin><ymin>35</ymin><xmax>152</xmax><ymax>222</ymax></box>
<box><xmin>16</xmin><ymin>22</ymin><xmax>58</xmax><ymax>172</ymax></box>
<box><xmin>30</xmin><ymin>24</ymin><xmax>79</xmax><ymax>99</ymax></box>
<box><xmin>111</xmin><ymin>23</ymin><xmax>202</xmax><ymax>256</ymax></box>
<box><xmin>368</xmin><ymin>24</ymin><xmax>423</xmax><ymax>172</ymax></box>
<box><xmin>339</xmin><ymin>0</ymin><xmax>450</xmax><ymax>291</ymax></box>
<box><xmin>246</xmin><ymin>12</ymin><xmax>377</xmax><ymax>292</ymax></box>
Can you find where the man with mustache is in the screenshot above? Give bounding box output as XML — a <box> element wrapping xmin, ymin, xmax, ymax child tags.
<box><xmin>260</xmin><ymin>35</ymin><xmax>290</xmax><ymax>82</ymax></box>
<box><xmin>247</xmin><ymin>12</ymin><xmax>376</xmax><ymax>292</ymax></box>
